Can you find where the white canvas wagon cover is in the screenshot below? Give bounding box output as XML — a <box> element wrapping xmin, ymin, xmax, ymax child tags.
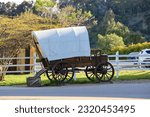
<box><xmin>32</xmin><ymin>26</ymin><xmax>90</xmax><ymax>61</ymax></box>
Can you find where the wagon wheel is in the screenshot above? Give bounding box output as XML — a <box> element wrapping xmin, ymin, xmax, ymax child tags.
<box><xmin>64</xmin><ymin>64</ymin><xmax>74</xmax><ymax>83</ymax></box>
<box><xmin>52</xmin><ymin>62</ymin><xmax>74</xmax><ymax>83</ymax></box>
<box><xmin>46</xmin><ymin>70</ymin><xmax>53</xmax><ymax>81</ymax></box>
<box><xmin>85</xmin><ymin>65</ymin><xmax>97</xmax><ymax>81</ymax></box>
<box><xmin>96</xmin><ymin>62</ymin><xmax>114</xmax><ymax>82</ymax></box>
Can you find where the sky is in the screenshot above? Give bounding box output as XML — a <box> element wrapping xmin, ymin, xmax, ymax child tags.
<box><xmin>0</xmin><ymin>0</ymin><xmax>36</xmax><ymax>4</ymax></box>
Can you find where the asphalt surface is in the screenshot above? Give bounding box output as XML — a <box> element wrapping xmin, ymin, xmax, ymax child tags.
<box><xmin>0</xmin><ymin>82</ymin><xmax>150</xmax><ymax>99</ymax></box>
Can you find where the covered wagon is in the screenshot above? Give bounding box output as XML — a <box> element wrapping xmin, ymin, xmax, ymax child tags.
<box><xmin>31</xmin><ymin>26</ymin><xmax>114</xmax><ymax>84</ymax></box>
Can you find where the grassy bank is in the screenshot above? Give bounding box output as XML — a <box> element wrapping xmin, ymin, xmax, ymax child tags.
<box><xmin>0</xmin><ymin>70</ymin><xmax>150</xmax><ymax>86</ymax></box>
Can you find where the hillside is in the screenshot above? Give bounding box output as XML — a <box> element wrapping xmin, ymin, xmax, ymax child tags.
<box><xmin>0</xmin><ymin>0</ymin><xmax>150</xmax><ymax>48</ymax></box>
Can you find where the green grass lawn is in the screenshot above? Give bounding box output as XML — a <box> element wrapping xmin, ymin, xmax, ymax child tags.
<box><xmin>0</xmin><ymin>70</ymin><xmax>150</xmax><ymax>86</ymax></box>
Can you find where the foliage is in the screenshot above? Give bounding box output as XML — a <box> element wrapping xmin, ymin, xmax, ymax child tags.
<box><xmin>111</xmin><ymin>42</ymin><xmax>150</xmax><ymax>54</ymax></box>
<box><xmin>1</xmin><ymin>0</ymin><xmax>150</xmax><ymax>41</ymax></box>
<box><xmin>0</xmin><ymin>12</ymin><xmax>62</xmax><ymax>81</ymax></box>
<box><xmin>100</xmin><ymin>9</ymin><xmax>129</xmax><ymax>37</ymax></box>
<box><xmin>34</xmin><ymin>0</ymin><xmax>56</xmax><ymax>17</ymax></box>
<box><xmin>101</xmin><ymin>9</ymin><xmax>116</xmax><ymax>35</ymax></box>
<box><xmin>60</xmin><ymin>0</ymin><xmax>107</xmax><ymax>20</ymax></box>
<box><xmin>60</xmin><ymin>0</ymin><xmax>150</xmax><ymax>41</ymax></box>
<box><xmin>124</xmin><ymin>33</ymin><xmax>146</xmax><ymax>45</ymax></box>
<box><xmin>34</xmin><ymin>0</ymin><xmax>56</xmax><ymax>11</ymax></box>
<box><xmin>0</xmin><ymin>9</ymin><xmax>92</xmax><ymax>80</ymax></box>
<box><xmin>96</xmin><ymin>8</ymin><xmax>146</xmax><ymax>53</ymax></box>
<box><xmin>95</xmin><ymin>9</ymin><xmax>126</xmax><ymax>52</ymax></box>
<box><xmin>57</xmin><ymin>5</ymin><xmax>92</xmax><ymax>26</ymax></box>
<box><xmin>1</xmin><ymin>0</ymin><xmax>149</xmax><ymax>48</ymax></box>
<box><xmin>97</xmin><ymin>33</ymin><xmax>124</xmax><ymax>53</ymax></box>
<box><xmin>0</xmin><ymin>1</ymin><xmax>33</xmax><ymax>16</ymax></box>
<box><xmin>0</xmin><ymin>11</ymin><xmax>62</xmax><ymax>50</ymax></box>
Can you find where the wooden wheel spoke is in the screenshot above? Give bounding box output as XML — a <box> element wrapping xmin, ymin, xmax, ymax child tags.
<box><xmin>103</xmin><ymin>75</ymin><xmax>106</xmax><ymax>80</ymax></box>
<box><xmin>89</xmin><ymin>73</ymin><xmax>94</xmax><ymax>78</ymax></box>
<box><xmin>97</xmin><ymin>73</ymin><xmax>102</xmax><ymax>78</ymax></box>
<box><xmin>106</xmin><ymin>72</ymin><xmax>112</xmax><ymax>76</ymax></box>
<box><xmin>105</xmin><ymin>74</ymin><xmax>110</xmax><ymax>80</ymax></box>
<box><xmin>46</xmin><ymin>70</ymin><xmax>53</xmax><ymax>81</ymax></box>
<box><xmin>107</xmin><ymin>70</ymin><xmax>112</xmax><ymax>73</ymax></box>
<box><xmin>107</xmin><ymin>67</ymin><xmax>111</xmax><ymax>70</ymax></box>
<box><xmin>96</xmin><ymin>62</ymin><xmax>114</xmax><ymax>82</ymax></box>
<box><xmin>60</xmin><ymin>74</ymin><xmax>64</xmax><ymax>79</ymax></box>
<box><xmin>66</xmin><ymin>75</ymin><xmax>72</xmax><ymax>79</ymax></box>
<box><xmin>52</xmin><ymin>62</ymin><xmax>74</xmax><ymax>83</ymax></box>
<box><xmin>66</xmin><ymin>72</ymin><xmax>72</xmax><ymax>78</ymax></box>
<box><xmin>85</xmin><ymin>66</ymin><xmax>96</xmax><ymax>81</ymax></box>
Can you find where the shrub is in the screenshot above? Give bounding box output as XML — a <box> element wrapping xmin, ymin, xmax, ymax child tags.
<box><xmin>111</xmin><ymin>42</ymin><xmax>150</xmax><ymax>54</ymax></box>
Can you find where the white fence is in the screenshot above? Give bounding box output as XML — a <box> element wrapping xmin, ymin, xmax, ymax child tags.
<box><xmin>108</xmin><ymin>51</ymin><xmax>150</xmax><ymax>78</ymax></box>
<box><xmin>0</xmin><ymin>54</ymin><xmax>41</xmax><ymax>74</ymax></box>
<box><xmin>0</xmin><ymin>52</ymin><xmax>150</xmax><ymax>78</ymax></box>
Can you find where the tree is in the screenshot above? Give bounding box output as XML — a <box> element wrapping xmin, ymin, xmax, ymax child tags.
<box><xmin>34</xmin><ymin>0</ymin><xmax>56</xmax><ymax>17</ymax></box>
<box><xmin>97</xmin><ymin>33</ymin><xmax>125</xmax><ymax>53</ymax></box>
<box><xmin>100</xmin><ymin>9</ymin><xmax>116</xmax><ymax>34</ymax></box>
<box><xmin>16</xmin><ymin>1</ymin><xmax>34</xmax><ymax>15</ymax></box>
<box><xmin>0</xmin><ymin>17</ymin><xmax>25</xmax><ymax>80</ymax></box>
<box><xmin>34</xmin><ymin>0</ymin><xmax>56</xmax><ymax>11</ymax></box>
<box><xmin>0</xmin><ymin>12</ymin><xmax>62</xmax><ymax>81</ymax></box>
<box><xmin>63</xmin><ymin>0</ymin><xmax>107</xmax><ymax>18</ymax></box>
<box><xmin>0</xmin><ymin>2</ymin><xmax>17</xmax><ymax>16</ymax></box>
<box><xmin>98</xmin><ymin>9</ymin><xmax>146</xmax><ymax>45</ymax></box>
<box><xmin>124</xmin><ymin>33</ymin><xmax>146</xmax><ymax>45</ymax></box>
<box><xmin>63</xmin><ymin>0</ymin><xmax>150</xmax><ymax>42</ymax></box>
<box><xmin>0</xmin><ymin>1</ymin><xmax>33</xmax><ymax>16</ymax></box>
<box><xmin>57</xmin><ymin>5</ymin><xmax>92</xmax><ymax>26</ymax></box>
<box><xmin>99</xmin><ymin>9</ymin><xmax>130</xmax><ymax>37</ymax></box>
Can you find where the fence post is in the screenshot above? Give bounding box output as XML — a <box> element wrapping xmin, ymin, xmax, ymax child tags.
<box><xmin>33</xmin><ymin>53</ymin><xmax>36</xmax><ymax>75</ymax></box>
<box><xmin>138</xmin><ymin>54</ymin><xmax>141</xmax><ymax>69</ymax></box>
<box><xmin>116</xmin><ymin>51</ymin><xmax>119</xmax><ymax>78</ymax></box>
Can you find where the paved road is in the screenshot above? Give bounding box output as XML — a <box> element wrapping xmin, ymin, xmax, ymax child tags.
<box><xmin>0</xmin><ymin>82</ymin><xmax>150</xmax><ymax>99</ymax></box>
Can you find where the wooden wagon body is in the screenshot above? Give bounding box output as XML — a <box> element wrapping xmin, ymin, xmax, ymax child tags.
<box><xmin>32</xmin><ymin>26</ymin><xmax>114</xmax><ymax>84</ymax></box>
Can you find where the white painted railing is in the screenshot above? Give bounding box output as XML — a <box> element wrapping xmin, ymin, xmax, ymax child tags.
<box><xmin>108</xmin><ymin>51</ymin><xmax>150</xmax><ymax>78</ymax></box>
<box><xmin>0</xmin><ymin>54</ymin><xmax>41</xmax><ymax>74</ymax></box>
<box><xmin>0</xmin><ymin>52</ymin><xmax>150</xmax><ymax>78</ymax></box>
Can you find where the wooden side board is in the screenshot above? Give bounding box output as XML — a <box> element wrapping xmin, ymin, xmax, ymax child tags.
<box><xmin>48</xmin><ymin>55</ymin><xmax>108</xmax><ymax>69</ymax></box>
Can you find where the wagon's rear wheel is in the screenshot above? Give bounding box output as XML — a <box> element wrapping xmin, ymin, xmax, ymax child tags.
<box><xmin>96</xmin><ymin>62</ymin><xmax>114</xmax><ymax>82</ymax></box>
<box><xmin>52</xmin><ymin>62</ymin><xmax>74</xmax><ymax>84</ymax></box>
<box><xmin>85</xmin><ymin>65</ymin><xmax>97</xmax><ymax>81</ymax></box>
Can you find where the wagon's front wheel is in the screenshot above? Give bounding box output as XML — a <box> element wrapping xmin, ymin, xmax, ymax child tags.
<box><xmin>46</xmin><ymin>70</ymin><xmax>53</xmax><ymax>81</ymax></box>
<box><xmin>64</xmin><ymin>63</ymin><xmax>74</xmax><ymax>83</ymax></box>
<box><xmin>96</xmin><ymin>62</ymin><xmax>114</xmax><ymax>82</ymax></box>
<box><xmin>52</xmin><ymin>62</ymin><xmax>74</xmax><ymax>84</ymax></box>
